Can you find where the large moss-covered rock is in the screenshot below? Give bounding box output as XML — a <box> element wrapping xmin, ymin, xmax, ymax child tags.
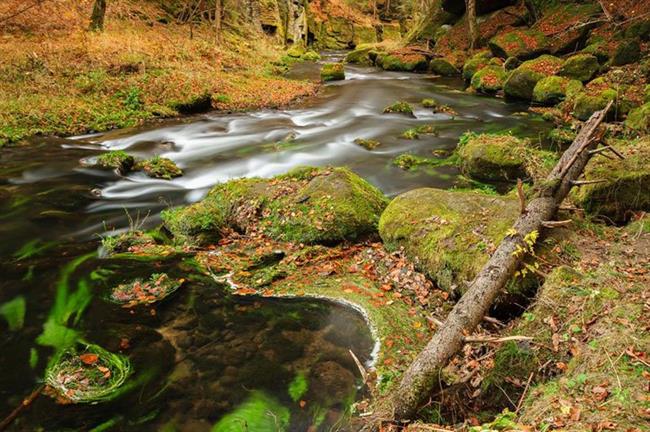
<box><xmin>557</xmin><ymin>54</ymin><xmax>599</xmax><ymax>82</ymax></box>
<box><xmin>380</xmin><ymin>22</ymin><xmax>401</xmax><ymax>41</ymax></box>
<box><xmin>610</xmin><ymin>39</ymin><xmax>641</xmax><ymax>66</ymax></box>
<box><xmin>93</xmin><ymin>150</ymin><xmax>135</xmax><ymax>174</ymax></box>
<box><xmin>353</xmin><ymin>24</ymin><xmax>378</xmax><ymax>46</ymax></box>
<box><xmin>377</xmin><ymin>51</ymin><xmax>428</xmax><ymax>72</ymax></box>
<box><xmin>532</xmin><ymin>76</ymin><xmax>582</xmax><ymax>105</ymax></box>
<box><xmin>572</xmin><ymin>138</ymin><xmax>650</xmax><ymax>222</ymax></box>
<box><xmin>462</xmin><ymin>56</ymin><xmax>490</xmax><ymax>81</ymax></box>
<box><xmin>345</xmin><ymin>46</ymin><xmax>374</xmax><ymax>65</ymax></box>
<box><xmin>470</xmin><ymin>65</ymin><xmax>507</xmax><ymax>94</ymax></box>
<box><xmin>625</xmin><ymin>102</ymin><xmax>650</xmax><ymax>133</ymax></box>
<box><xmin>571</xmin><ymin>78</ymin><xmax>618</xmax><ymax>121</ymax></box>
<box><xmin>430</xmin><ymin>57</ymin><xmax>460</xmax><ymax>76</ymax></box>
<box><xmin>457</xmin><ymin>133</ymin><xmax>528</xmax><ymax>182</ymax></box>
<box><xmin>504</xmin><ymin>55</ymin><xmax>563</xmax><ymax>100</ymax></box>
<box><xmin>489</xmin><ymin>29</ymin><xmax>549</xmax><ymax>60</ymax></box>
<box><xmin>162</xmin><ymin>167</ymin><xmax>388</xmax><ymax>246</ymax></box>
<box><xmin>321</xmin><ymin>63</ymin><xmax>345</xmax><ymax>82</ymax></box>
<box><xmin>379</xmin><ymin>188</ymin><xmax>518</xmax><ymax>294</ymax></box>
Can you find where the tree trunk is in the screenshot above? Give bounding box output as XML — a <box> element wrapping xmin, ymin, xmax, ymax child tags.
<box><xmin>466</xmin><ymin>0</ymin><xmax>477</xmax><ymax>49</ymax></box>
<box><xmin>89</xmin><ymin>0</ymin><xmax>107</xmax><ymax>32</ymax></box>
<box><xmin>215</xmin><ymin>0</ymin><xmax>222</xmax><ymax>42</ymax></box>
<box><xmin>365</xmin><ymin>101</ymin><xmax>612</xmax><ymax>429</ymax></box>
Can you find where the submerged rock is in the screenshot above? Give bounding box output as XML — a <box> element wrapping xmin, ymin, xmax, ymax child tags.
<box><xmin>504</xmin><ymin>55</ymin><xmax>563</xmax><ymax>100</ymax></box>
<box><xmin>489</xmin><ymin>29</ymin><xmax>549</xmax><ymax>60</ymax></box>
<box><xmin>573</xmin><ymin>137</ymin><xmax>650</xmax><ymax>222</ymax></box>
<box><xmin>320</xmin><ymin>63</ymin><xmax>345</xmax><ymax>82</ymax></box>
<box><xmin>457</xmin><ymin>133</ymin><xmax>528</xmax><ymax>182</ymax></box>
<box><xmin>162</xmin><ymin>167</ymin><xmax>388</xmax><ymax>246</ymax></box>
<box><xmin>45</xmin><ymin>343</ymin><xmax>132</xmax><ymax>404</ymax></box>
<box><xmin>379</xmin><ymin>188</ymin><xmax>518</xmax><ymax>294</ymax></box>
<box><xmin>354</xmin><ymin>138</ymin><xmax>380</xmax><ymax>150</ymax></box>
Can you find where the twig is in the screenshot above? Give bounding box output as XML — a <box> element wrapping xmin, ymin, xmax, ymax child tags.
<box><xmin>427</xmin><ymin>315</ymin><xmax>444</xmax><ymax>328</ymax></box>
<box><xmin>483</xmin><ymin>316</ymin><xmax>505</xmax><ymax>327</ymax></box>
<box><xmin>571</xmin><ymin>179</ymin><xmax>607</xmax><ymax>186</ymax></box>
<box><xmin>605</xmin><ymin>350</ymin><xmax>622</xmax><ymax>391</ymax></box>
<box><xmin>541</xmin><ymin>219</ymin><xmax>572</xmax><ymax>228</ymax></box>
<box><xmin>0</xmin><ymin>384</ymin><xmax>44</xmax><ymax>431</ymax></box>
<box><xmin>349</xmin><ymin>350</ymin><xmax>368</xmax><ymax>383</ymax></box>
<box><xmin>589</xmin><ymin>145</ymin><xmax>625</xmax><ymax>159</ymax></box>
<box><xmin>463</xmin><ymin>335</ymin><xmax>533</xmax><ymax>344</ymax></box>
<box><xmin>626</xmin><ymin>347</ymin><xmax>650</xmax><ymax>368</ymax></box>
<box><xmin>515</xmin><ymin>372</ymin><xmax>534</xmax><ymax>414</ymax></box>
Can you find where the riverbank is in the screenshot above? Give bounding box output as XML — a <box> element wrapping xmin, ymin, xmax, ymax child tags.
<box><xmin>0</xmin><ymin>2</ymin><xmax>317</xmax><ymax>147</ymax></box>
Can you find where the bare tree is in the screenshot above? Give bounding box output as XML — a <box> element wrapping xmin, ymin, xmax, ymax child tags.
<box><xmin>89</xmin><ymin>0</ymin><xmax>107</xmax><ymax>31</ymax></box>
<box><xmin>215</xmin><ymin>0</ymin><xmax>222</xmax><ymax>42</ymax></box>
<box><xmin>466</xmin><ymin>0</ymin><xmax>477</xmax><ymax>49</ymax></box>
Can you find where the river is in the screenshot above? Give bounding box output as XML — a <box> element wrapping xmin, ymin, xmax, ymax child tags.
<box><xmin>0</xmin><ymin>52</ymin><xmax>551</xmax><ymax>431</ymax></box>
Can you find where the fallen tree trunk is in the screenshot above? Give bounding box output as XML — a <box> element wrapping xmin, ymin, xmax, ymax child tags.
<box><xmin>366</xmin><ymin>101</ymin><xmax>612</xmax><ymax>429</ymax></box>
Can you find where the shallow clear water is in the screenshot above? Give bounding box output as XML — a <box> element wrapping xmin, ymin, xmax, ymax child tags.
<box><xmin>0</xmin><ymin>53</ymin><xmax>551</xmax><ymax>431</ymax></box>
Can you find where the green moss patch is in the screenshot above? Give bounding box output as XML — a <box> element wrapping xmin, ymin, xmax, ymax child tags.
<box><xmin>377</xmin><ymin>50</ymin><xmax>428</xmax><ymax>72</ymax></box>
<box><xmin>354</xmin><ymin>138</ymin><xmax>380</xmax><ymax>150</ymax></box>
<box><xmin>625</xmin><ymin>102</ymin><xmax>650</xmax><ymax>134</ymax></box>
<box><xmin>320</xmin><ymin>63</ymin><xmax>345</xmax><ymax>82</ymax></box>
<box><xmin>557</xmin><ymin>54</ymin><xmax>599</xmax><ymax>82</ymax></box>
<box><xmin>430</xmin><ymin>58</ymin><xmax>460</xmax><ymax>76</ymax></box>
<box><xmin>532</xmin><ymin>76</ymin><xmax>582</xmax><ymax>106</ymax></box>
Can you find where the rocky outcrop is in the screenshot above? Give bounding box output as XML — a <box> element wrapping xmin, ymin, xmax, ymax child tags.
<box><xmin>532</xmin><ymin>76</ymin><xmax>582</xmax><ymax>105</ymax></box>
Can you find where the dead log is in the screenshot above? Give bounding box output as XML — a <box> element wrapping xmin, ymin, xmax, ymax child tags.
<box><xmin>364</xmin><ymin>101</ymin><xmax>613</xmax><ymax>429</ymax></box>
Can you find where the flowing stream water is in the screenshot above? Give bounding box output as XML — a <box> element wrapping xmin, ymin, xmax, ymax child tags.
<box><xmin>0</xmin><ymin>52</ymin><xmax>552</xmax><ymax>431</ymax></box>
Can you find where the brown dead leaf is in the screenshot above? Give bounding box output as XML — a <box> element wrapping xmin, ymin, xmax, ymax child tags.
<box><xmin>79</xmin><ymin>353</ymin><xmax>99</xmax><ymax>365</ymax></box>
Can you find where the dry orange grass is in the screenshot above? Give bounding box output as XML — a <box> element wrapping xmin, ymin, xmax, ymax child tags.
<box><xmin>0</xmin><ymin>0</ymin><xmax>316</xmax><ymax>145</ymax></box>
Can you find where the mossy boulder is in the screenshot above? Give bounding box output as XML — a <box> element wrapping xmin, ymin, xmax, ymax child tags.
<box><xmin>345</xmin><ymin>46</ymin><xmax>374</xmax><ymax>65</ymax></box>
<box><xmin>354</xmin><ymin>138</ymin><xmax>380</xmax><ymax>150</ymax></box>
<box><xmin>625</xmin><ymin>102</ymin><xmax>650</xmax><ymax>133</ymax></box>
<box><xmin>532</xmin><ymin>76</ymin><xmax>582</xmax><ymax>105</ymax></box>
<box><xmin>287</xmin><ymin>44</ymin><xmax>306</xmax><ymax>58</ymax></box>
<box><xmin>504</xmin><ymin>55</ymin><xmax>563</xmax><ymax>100</ymax></box>
<box><xmin>610</xmin><ymin>39</ymin><xmax>641</xmax><ymax>66</ymax></box>
<box><xmin>379</xmin><ymin>188</ymin><xmax>518</xmax><ymax>294</ymax></box>
<box><xmin>557</xmin><ymin>53</ymin><xmax>599</xmax><ymax>82</ymax></box>
<box><xmin>353</xmin><ymin>24</ymin><xmax>378</xmax><ymax>46</ymax></box>
<box><xmin>301</xmin><ymin>50</ymin><xmax>321</xmax><ymax>62</ymax></box>
<box><xmin>378</xmin><ymin>52</ymin><xmax>428</xmax><ymax>72</ymax></box>
<box><xmin>320</xmin><ymin>63</ymin><xmax>345</xmax><ymax>82</ymax></box>
<box><xmin>488</xmin><ymin>29</ymin><xmax>549</xmax><ymax>60</ymax></box>
<box><xmin>93</xmin><ymin>150</ymin><xmax>135</xmax><ymax>174</ymax></box>
<box><xmin>571</xmin><ymin>79</ymin><xmax>618</xmax><ymax>121</ymax></box>
<box><xmin>135</xmin><ymin>156</ymin><xmax>183</xmax><ymax>180</ymax></box>
<box><xmin>462</xmin><ymin>57</ymin><xmax>489</xmax><ymax>81</ymax></box>
<box><xmin>430</xmin><ymin>58</ymin><xmax>460</xmax><ymax>76</ymax></box>
<box><xmin>470</xmin><ymin>65</ymin><xmax>507</xmax><ymax>94</ymax></box>
<box><xmin>572</xmin><ymin>138</ymin><xmax>650</xmax><ymax>222</ymax></box>
<box><xmin>504</xmin><ymin>56</ymin><xmax>522</xmax><ymax>71</ymax></box>
<box><xmin>457</xmin><ymin>133</ymin><xmax>528</xmax><ymax>182</ymax></box>
<box><xmin>380</xmin><ymin>22</ymin><xmax>401</xmax><ymax>41</ymax></box>
<box><xmin>162</xmin><ymin>167</ymin><xmax>388</xmax><ymax>246</ymax></box>
<box><xmin>547</xmin><ymin>127</ymin><xmax>577</xmax><ymax>149</ymax></box>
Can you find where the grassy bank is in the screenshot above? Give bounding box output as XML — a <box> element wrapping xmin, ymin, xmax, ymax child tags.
<box><xmin>0</xmin><ymin>1</ymin><xmax>317</xmax><ymax>147</ymax></box>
